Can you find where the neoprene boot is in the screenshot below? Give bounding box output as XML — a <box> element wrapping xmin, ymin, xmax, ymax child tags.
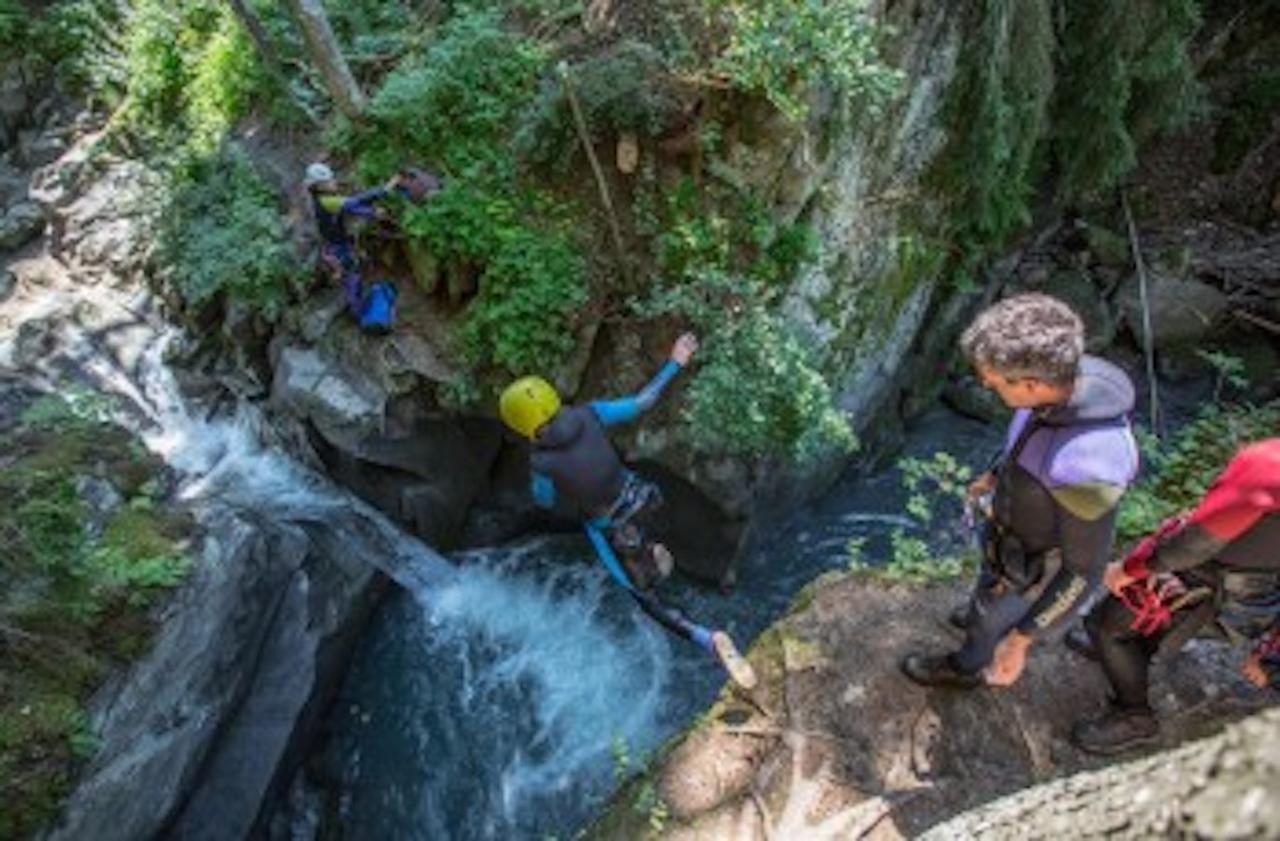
<box><xmin>1071</xmin><ymin>705</ymin><xmax>1159</xmax><ymax>755</ymax></box>
<box><xmin>900</xmin><ymin>652</ymin><xmax>983</xmax><ymax>689</ymax></box>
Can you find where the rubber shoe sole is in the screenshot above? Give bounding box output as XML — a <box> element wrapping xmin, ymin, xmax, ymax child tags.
<box><xmin>712</xmin><ymin>631</ymin><xmax>758</xmax><ymax>690</ymax></box>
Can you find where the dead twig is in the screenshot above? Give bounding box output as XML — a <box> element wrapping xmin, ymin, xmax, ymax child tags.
<box><xmin>558</xmin><ymin>61</ymin><xmax>629</xmax><ymax>282</ymax></box>
<box><xmin>1122</xmin><ymin>190</ymin><xmax>1161</xmax><ymax>435</ymax></box>
<box><xmin>1232</xmin><ymin>308</ymin><xmax>1280</xmax><ymax>337</ymax></box>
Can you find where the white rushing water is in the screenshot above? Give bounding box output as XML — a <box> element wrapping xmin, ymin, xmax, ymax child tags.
<box><xmin>1</xmin><ymin>268</ymin><xmax>677</xmax><ymax>836</ymax></box>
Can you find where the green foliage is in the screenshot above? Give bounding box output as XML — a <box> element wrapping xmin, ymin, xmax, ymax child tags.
<box><xmin>899</xmin><ymin>451</ymin><xmax>973</xmax><ymax>524</ymax></box>
<box><xmin>515</xmin><ymin>41</ymin><xmax>684</xmax><ymax>171</ymax></box>
<box><xmin>337</xmin><ymin>9</ymin><xmax>589</xmax><ymax>383</ymax></box>
<box><xmin>354</xmin><ymin>8</ymin><xmax>548</xmax><ymax>177</ymax></box>
<box><xmin>848</xmin><ymin>449</ymin><xmax>979</xmax><ymax>583</ymax></box>
<box><xmin>632</xmin><ymin>779</ymin><xmax>670</xmax><ymax>835</ymax></box>
<box><xmin>930</xmin><ymin>0</ymin><xmax>1053</xmax><ymax>270</ymax></box>
<box><xmin>1118</xmin><ymin>400</ymin><xmax>1280</xmax><ymax>542</ymax></box>
<box><xmin>155</xmin><ymin>148</ymin><xmax>303</xmax><ymax>321</ymax></box>
<box><xmin>707</xmin><ymin>0</ymin><xmax>903</xmax><ymax>121</ymax></box>
<box><xmin>682</xmin><ymin>305</ymin><xmax>855</xmax><ymax>461</ymax></box>
<box><xmin>1052</xmin><ymin>0</ymin><xmax>1201</xmax><ymax>199</ymax></box>
<box><xmin>109</xmin><ymin>0</ymin><xmax>283</xmax><ymax>146</ymax></box>
<box><xmin>632</xmin><ymin>174</ymin><xmax>846</xmax><ymax>461</ymax></box>
<box><xmin>11</xmin><ymin>0</ymin><xmax>127</xmax><ymax>99</ymax></box>
<box><xmin>1195</xmin><ymin>349</ymin><xmax>1249</xmax><ymax>403</ymax></box>
<box><xmin>399</xmin><ymin>179</ymin><xmax>587</xmax><ymax>376</ymax></box>
<box><xmin>0</xmin><ymin>395</ymin><xmax>189</xmax><ymax>841</ymax></box>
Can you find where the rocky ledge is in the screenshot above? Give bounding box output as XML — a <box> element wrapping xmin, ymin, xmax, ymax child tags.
<box><xmin>586</xmin><ymin>572</ymin><xmax>1278</xmax><ymax>839</ymax></box>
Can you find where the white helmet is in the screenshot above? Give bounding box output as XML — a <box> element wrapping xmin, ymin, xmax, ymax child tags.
<box><xmin>304</xmin><ymin>162</ymin><xmax>335</xmax><ymax>188</ymax></box>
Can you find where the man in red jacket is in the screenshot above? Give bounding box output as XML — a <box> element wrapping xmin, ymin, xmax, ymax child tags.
<box><xmin>1073</xmin><ymin>439</ymin><xmax>1280</xmax><ymax>755</ymax></box>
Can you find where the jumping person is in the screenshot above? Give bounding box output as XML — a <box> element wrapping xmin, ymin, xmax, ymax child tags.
<box><xmin>499</xmin><ymin>333</ymin><xmax>757</xmax><ymax>689</ymax></box>
<box><xmin>303</xmin><ymin>162</ymin><xmax>402</xmax><ymax>329</ymax></box>
<box><xmin>901</xmin><ymin>293</ymin><xmax>1139</xmax><ymax>689</ymax></box>
<box><xmin>1072</xmin><ymin>439</ymin><xmax>1280</xmax><ymax>755</ymax></box>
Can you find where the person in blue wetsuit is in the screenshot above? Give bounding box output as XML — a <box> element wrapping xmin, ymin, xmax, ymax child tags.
<box><xmin>499</xmin><ymin>333</ymin><xmax>757</xmax><ymax>689</ymax></box>
<box><xmin>902</xmin><ymin>293</ymin><xmax>1140</xmax><ymax>689</ymax></box>
<box><xmin>304</xmin><ymin>162</ymin><xmax>402</xmax><ymax>330</ymax></box>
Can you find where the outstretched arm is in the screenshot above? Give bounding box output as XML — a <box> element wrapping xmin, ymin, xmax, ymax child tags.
<box><xmin>591</xmin><ymin>333</ymin><xmax>698</xmax><ymax>427</ymax></box>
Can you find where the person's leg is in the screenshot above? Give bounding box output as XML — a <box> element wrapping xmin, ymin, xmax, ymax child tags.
<box><xmin>1072</xmin><ymin>595</ymin><xmax>1160</xmax><ymax>755</ymax></box>
<box><xmin>902</xmin><ymin>573</ymin><xmax>1029</xmax><ymax>688</ymax></box>
<box><xmin>1088</xmin><ymin>595</ymin><xmax>1156</xmax><ymax>710</ymax></box>
<box><xmin>950</xmin><ymin>578</ymin><xmax>1031</xmax><ymax>673</ymax></box>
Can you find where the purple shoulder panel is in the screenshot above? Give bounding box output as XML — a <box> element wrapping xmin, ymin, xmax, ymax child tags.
<box><xmin>1017</xmin><ymin>418</ymin><xmax>1138</xmax><ymax>490</ymax></box>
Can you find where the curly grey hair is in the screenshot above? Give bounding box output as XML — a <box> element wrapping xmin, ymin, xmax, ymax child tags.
<box><xmin>959</xmin><ymin>293</ymin><xmax>1084</xmax><ymax>385</ymax></box>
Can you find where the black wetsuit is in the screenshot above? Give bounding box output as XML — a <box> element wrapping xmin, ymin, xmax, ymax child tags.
<box><xmin>1087</xmin><ymin>441</ymin><xmax>1280</xmax><ymax>707</ymax></box>
<box><xmin>953</xmin><ymin>356</ymin><xmax>1139</xmax><ymax>673</ymax></box>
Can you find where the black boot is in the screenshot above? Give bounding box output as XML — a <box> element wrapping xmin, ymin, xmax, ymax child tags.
<box><xmin>1071</xmin><ymin>705</ymin><xmax>1159</xmax><ymax>755</ymax></box>
<box><xmin>900</xmin><ymin>652</ymin><xmax>983</xmax><ymax>689</ymax></box>
<box><xmin>947</xmin><ymin>605</ymin><xmax>971</xmax><ymax>631</ymax></box>
<box><xmin>1064</xmin><ymin>624</ymin><xmax>1098</xmax><ymax>660</ymax></box>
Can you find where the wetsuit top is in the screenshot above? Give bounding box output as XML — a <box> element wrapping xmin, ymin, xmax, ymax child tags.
<box><xmin>1130</xmin><ymin>439</ymin><xmax>1280</xmax><ymax>577</ymax></box>
<box><xmin>992</xmin><ymin>355</ymin><xmax>1139</xmax><ymax>636</ymax></box>
<box><xmin>311</xmin><ymin>187</ymin><xmax>389</xmax><ymax>249</ymax></box>
<box><xmin>530</xmin><ymin>360</ymin><xmax>682</xmax><ymax>515</ymax></box>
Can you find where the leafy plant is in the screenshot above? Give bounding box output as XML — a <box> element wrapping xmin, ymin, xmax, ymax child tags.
<box><xmin>1195</xmin><ymin>349</ymin><xmax>1249</xmax><ymax>403</ymax></box>
<box><xmin>899</xmin><ymin>451</ymin><xmax>973</xmax><ymax>525</ymax></box>
<box><xmin>515</xmin><ymin>40</ymin><xmax>684</xmax><ymax>172</ymax></box>
<box><xmin>1118</xmin><ymin>401</ymin><xmax>1280</xmax><ymax>541</ymax></box>
<box><xmin>681</xmin><ymin>306</ymin><xmax>855</xmax><ymax>461</ymax></box>
<box><xmin>706</xmin><ymin>0</ymin><xmax>903</xmax><ymax>121</ymax></box>
<box><xmin>155</xmin><ymin>147</ymin><xmax>303</xmax><ymax>321</ymax></box>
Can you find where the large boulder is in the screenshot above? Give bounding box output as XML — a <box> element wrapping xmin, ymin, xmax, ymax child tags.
<box><xmin>271</xmin><ymin>345</ymin><xmax>388</xmax><ymax>451</ymax></box>
<box><xmin>1116</xmin><ymin>270</ymin><xmax>1229</xmax><ymax>349</ymax></box>
<box><xmin>46</xmin><ymin>506</ymin><xmax>383</xmax><ymax>841</ymax></box>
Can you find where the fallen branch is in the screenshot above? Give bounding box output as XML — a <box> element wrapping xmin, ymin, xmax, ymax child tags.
<box><xmin>1232</xmin><ymin>308</ymin><xmax>1280</xmax><ymax>336</ymax></box>
<box><xmin>558</xmin><ymin>61</ymin><xmax>629</xmax><ymax>280</ymax></box>
<box><xmin>1122</xmin><ymin>190</ymin><xmax>1162</xmax><ymax>435</ymax></box>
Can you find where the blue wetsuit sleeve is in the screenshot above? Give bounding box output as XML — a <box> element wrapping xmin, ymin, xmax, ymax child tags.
<box><xmin>341</xmin><ymin>187</ymin><xmax>390</xmax><ymax>219</ymax></box>
<box><xmin>590</xmin><ymin>360</ymin><xmax>682</xmax><ymax>427</ymax></box>
<box><xmin>531</xmin><ymin>471</ymin><xmax>556</xmax><ymax>509</ymax></box>
<box><xmin>584</xmin><ymin>523</ymin><xmax>635</xmax><ymax>591</ymax></box>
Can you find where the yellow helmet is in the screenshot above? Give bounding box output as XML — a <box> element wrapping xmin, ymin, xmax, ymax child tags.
<box><xmin>499</xmin><ymin>376</ymin><xmax>561</xmax><ymax>439</ymax></box>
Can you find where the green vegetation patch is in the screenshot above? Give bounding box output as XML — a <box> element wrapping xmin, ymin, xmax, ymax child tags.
<box><xmin>0</xmin><ymin>394</ymin><xmax>191</xmax><ymax>841</ymax></box>
<box><xmin>155</xmin><ymin>146</ymin><xmax>304</xmax><ymax>323</ymax></box>
<box><xmin>335</xmin><ymin>8</ymin><xmax>589</xmax><ymax>386</ymax></box>
<box><xmin>706</xmin><ymin>0</ymin><xmax>903</xmax><ymax>122</ymax></box>
<box><xmin>633</xmin><ymin>176</ymin><xmax>850</xmax><ymax>462</ymax></box>
<box><xmin>1119</xmin><ymin>400</ymin><xmax>1280</xmax><ymax>542</ymax></box>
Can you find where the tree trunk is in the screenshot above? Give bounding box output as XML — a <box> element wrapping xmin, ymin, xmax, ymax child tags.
<box><xmin>280</xmin><ymin>0</ymin><xmax>366</xmax><ymax>120</ymax></box>
<box><xmin>922</xmin><ymin>707</ymin><xmax>1280</xmax><ymax>839</ymax></box>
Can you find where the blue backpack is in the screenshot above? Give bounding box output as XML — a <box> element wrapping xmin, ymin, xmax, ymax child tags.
<box><xmin>359</xmin><ymin>281</ymin><xmax>398</xmax><ymax>334</ymax></box>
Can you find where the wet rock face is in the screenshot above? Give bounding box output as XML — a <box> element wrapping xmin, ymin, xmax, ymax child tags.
<box><xmin>45</xmin><ymin>510</ymin><xmax>382</xmax><ymax>841</ymax></box>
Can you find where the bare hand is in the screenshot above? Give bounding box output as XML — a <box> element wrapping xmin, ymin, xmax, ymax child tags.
<box><xmin>985</xmin><ymin>630</ymin><xmax>1032</xmax><ymax>687</ymax></box>
<box><xmin>967</xmin><ymin>472</ymin><xmax>996</xmax><ymax>502</ymax></box>
<box><xmin>385</xmin><ymin>173</ymin><xmax>405</xmax><ymax>191</ymax></box>
<box><xmin>1103</xmin><ymin>560</ymin><xmax>1140</xmax><ymax>597</ymax></box>
<box><xmin>1242</xmin><ymin>652</ymin><xmax>1269</xmax><ymax>688</ymax></box>
<box><xmin>671</xmin><ymin>333</ymin><xmax>699</xmax><ymax>366</ymax></box>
